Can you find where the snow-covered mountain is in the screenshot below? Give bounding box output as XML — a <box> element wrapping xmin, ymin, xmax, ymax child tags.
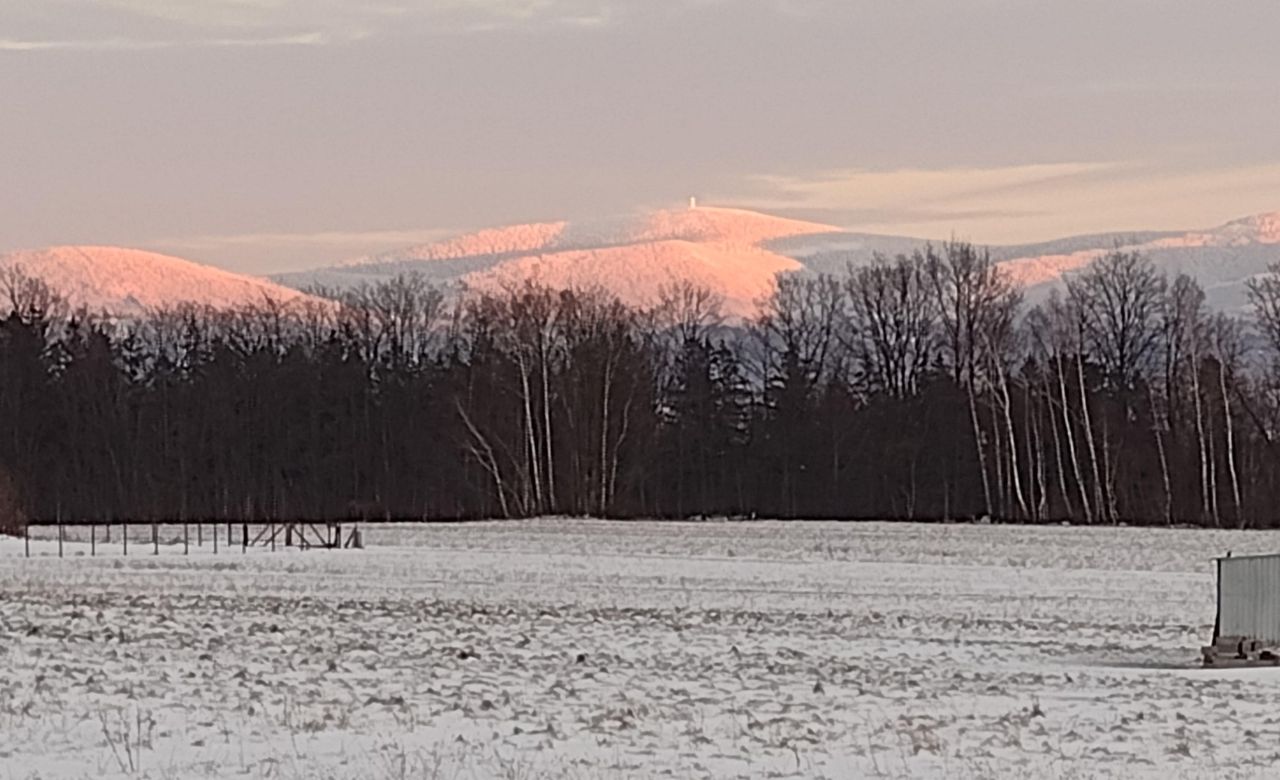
<box><xmin>274</xmin><ymin>207</ymin><xmax>838</xmax><ymax>318</ymax></box>
<box><xmin>9</xmin><ymin>208</ymin><xmax>1279</xmax><ymax>320</ymax></box>
<box><xmin>0</xmin><ymin>246</ymin><xmax>316</xmax><ymax>316</ymax></box>
<box><xmin>276</xmin><ymin>206</ymin><xmax>1280</xmax><ymax>316</ymax></box>
<box><xmin>993</xmin><ymin>212</ymin><xmax>1280</xmax><ymax>310</ymax></box>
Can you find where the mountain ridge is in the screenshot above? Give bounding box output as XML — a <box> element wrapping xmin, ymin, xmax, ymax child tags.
<box><xmin>277</xmin><ymin>206</ymin><xmax>1280</xmax><ymax>315</ymax></box>
<box><xmin>6</xmin><ymin>207</ymin><xmax>1280</xmax><ymax>318</ymax></box>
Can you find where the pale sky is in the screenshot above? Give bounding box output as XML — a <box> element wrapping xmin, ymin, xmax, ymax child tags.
<box><xmin>2</xmin><ymin>0</ymin><xmax>1279</xmax><ymax>273</ymax></box>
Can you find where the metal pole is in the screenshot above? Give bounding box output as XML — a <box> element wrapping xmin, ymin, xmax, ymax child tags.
<box><xmin>153</xmin><ymin>521</ymin><xmax>158</xmax><ymax>555</ymax></box>
<box><xmin>24</xmin><ymin>523</ymin><xmax>29</xmax><ymax>558</ymax></box>
<box><xmin>183</xmin><ymin>523</ymin><xmax>189</xmax><ymax>555</ymax></box>
<box><xmin>123</xmin><ymin>522</ymin><xmax>128</xmax><ymax>556</ymax></box>
<box><xmin>270</xmin><ymin>523</ymin><xmax>276</xmax><ymax>552</ymax></box>
<box><xmin>91</xmin><ymin>523</ymin><xmax>96</xmax><ymax>557</ymax></box>
<box><xmin>213</xmin><ymin>522</ymin><xmax>218</xmax><ymax>554</ymax></box>
<box><xmin>58</xmin><ymin>518</ymin><xmax>63</xmax><ymax>558</ymax></box>
<box><xmin>197</xmin><ymin>522</ymin><xmax>203</xmax><ymax>547</ymax></box>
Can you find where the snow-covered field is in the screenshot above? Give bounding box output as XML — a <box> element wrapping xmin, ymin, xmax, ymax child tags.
<box><xmin>3</xmin><ymin>520</ymin><xmax>1279</xmax><ymax>778</ymax></box>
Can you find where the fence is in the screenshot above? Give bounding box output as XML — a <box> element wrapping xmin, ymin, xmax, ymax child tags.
<box><xmin>16</xmin><ymin>520</ymin><xmax>362</xmax><ymax>558</ymax></box>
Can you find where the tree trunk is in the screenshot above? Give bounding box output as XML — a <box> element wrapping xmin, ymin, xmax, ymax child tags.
<box><xmin>1075</xmin><ymin>353</ymin><xmax>1106</xmax><ymax>524</ymax></box>
<box><xmin>1046</xmin><ymin>383</ymin><xmax>1074</xmax><ymax>521</ymax></box>
<box><xmin>1191</xmin><ymin>356</ymin><xmax>1216</xmax><ymax>526</ymax></box>
<box><xmin>967</xmin><ymin>382</ymin><xmax>993</xmax><ymax>518</ymax></box>
<box><xmin>992</xmin><ymin>354</ymin><xmax>1028</xmax><ymax>520</ymax></box>
<box><xmin>1148</xmin><ymin>386</ymin><xmax>1174</xmax><ymax>525</ymax></box>
<box><xmin>1218</xmin><ymin>362</ymin><xmax>1243</xmax><ymax>528</ymax></box>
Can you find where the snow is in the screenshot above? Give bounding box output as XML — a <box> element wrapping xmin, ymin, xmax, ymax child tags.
<box><xmin>280</xmin><ymin>208</ymin><xmax>835</xmax><ymax>317</ymax></box>
<box><xmin>10</xmin><ymin>208</ymin><xmax>1280</xmax><ymax>321</ymax></box>
<box><xmin>340</xmin><ymin>221</ymin><xmax>570</xmax><ymax>267</ymax></box>
<box><xmin>1150</xmin><ymin>212</ymin><xmax>1280</xmax><ymax>249</ymax></box>
<box><xmin>340</xmin><ymin>208</ymin><xmax>835</xmax><ymax>269</ymax></box>
<box><xmin>3</xmin><ymin>520</ymin><xmax>1278</xmax><ymax>778</ymax></box>
<box><xmin>277</xmin><ymin>207</ymin><xmax>1280</xmax><ymax>318</ymax></box>
<box><xmin>0</xmin><ymin>246</ymin><xmax>318</xmax><ymax>316</ymax></box>
<box><xmin>997</xmin><ymin>210</ymin><xmax>1280</xmax><ymax>296</ymax></box>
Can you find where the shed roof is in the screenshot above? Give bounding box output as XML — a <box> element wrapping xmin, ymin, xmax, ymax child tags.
<box><xmin>1215</xmin><ymin>552</ymin><xmax>1280</xmax><ymax>562</ymax></box>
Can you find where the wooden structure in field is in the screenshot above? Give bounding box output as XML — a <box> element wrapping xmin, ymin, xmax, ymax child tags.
<box><xmin>244</xmin><ymin>522</ymin><xmax>362</xmax><ymax>550</ymax></box>
<box><xmin>1203</xmin><ymin>552</ymin><xmax>1280</xmax><ymax>667</ymax></box>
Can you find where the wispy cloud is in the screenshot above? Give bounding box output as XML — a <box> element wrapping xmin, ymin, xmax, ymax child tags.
<box><xmin>3</xmin><ymin>0</ymin><xmax>623</xmax><ymax>53</ymax></box>
<box><xmin>726</xmin><ymin>161</ymin><xmax>1280</xmax><ymax>244</ymax></box>
<box><xmin>744</xmin><ymin>162</ymin><xmax>1115</xmax><ymax>208</ymax></box>
<box><xmin>0</xmin><ymin>33</ymin><xmax>338</xmax><ymax>52</ymax></box>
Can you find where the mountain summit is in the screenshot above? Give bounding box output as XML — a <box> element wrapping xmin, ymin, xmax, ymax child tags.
<box><xmin>275</xmin><ymin>207</ymin><xmax>838</xmax><ymax>318</ymax></box>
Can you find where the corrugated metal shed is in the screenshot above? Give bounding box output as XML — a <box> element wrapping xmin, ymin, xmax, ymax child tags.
<box><xmin>1216</xmin><ymin>553</ymin><xmax>1280</xmax><ymax>644</ymax></box>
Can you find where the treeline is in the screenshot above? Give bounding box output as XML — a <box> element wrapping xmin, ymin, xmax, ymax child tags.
<box><xmin>5</xmin><ymin>245</ymin><xmax>1280</xmax><ymax>528</ymax></box>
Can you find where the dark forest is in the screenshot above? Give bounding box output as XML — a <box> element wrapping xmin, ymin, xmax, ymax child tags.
<box><xmin>5</xmin><ymin>244</ymin><xmax>1280</xmax><ymax>529</ymax></box>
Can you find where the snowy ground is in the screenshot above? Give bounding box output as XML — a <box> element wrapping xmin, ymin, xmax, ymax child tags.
<box><xmin>3</xmin><ymin>520</ymin><xmax>1280</xmax><ymax>778</ymax></box>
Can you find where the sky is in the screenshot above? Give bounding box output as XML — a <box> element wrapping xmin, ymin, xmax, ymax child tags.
<box><xmin>2</xmin><ymin>0</ymin><xmax>1279</xmax><ymax>274</ymax></box>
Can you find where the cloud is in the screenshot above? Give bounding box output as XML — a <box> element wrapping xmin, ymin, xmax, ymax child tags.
<box><xmin>0</xmin><ymin>33</ymin><xmax>338</xmax><ymax>52</ymax></box>
<box><xmin>2</xmin><ymin>0</ymin><xmax>623</xmax><ymax>52</ymax></box>
<box><xmin>725</xmin><ymin>161</ymin><xmax>1280</xmax><ymax>244</ymax></box>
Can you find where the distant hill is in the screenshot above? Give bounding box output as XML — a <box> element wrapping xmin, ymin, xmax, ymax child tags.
<box><xmin>0</xmin><ymin>246</ymin><xmax>317</xmax><ymax>316</ymax></box>
<box><xmin>273</xmin><ymin>207</ymin><xmax>837</xmax><ymax>318</ymax></box>
<box><xmin>276</xmin><ymin>206</ymin><xmax>1280</xmax><ymax>316</ymax></box>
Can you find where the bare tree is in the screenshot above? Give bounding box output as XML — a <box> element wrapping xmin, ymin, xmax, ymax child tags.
<box><xmin>1247</xmin><ymin>261</ymin><xmax>1280</xmax><ymax>362</ymax></box>
<box><xmin>926</xmin><ymin>241</ymin><xmax>1021</xmax><ymax>518</ymax></box>
<box><xmin>1066</xmin><ymin>250</ymin><xmax>1167</xmax><ymax>523</ymax></box>
<box><xmin>753</xmin><ymin>273</ymin><xmax>844</xmax><ymax>392</ymax></box>
<box><xmin>1067</xmin><ymin>251</ymin><xmax>1166</xmax><ymax>395</ymax></box>
<box><xmin>841</xmin><ymin>253</ymin><xmax>939</xmax><ymax>399</ymax></box>
<box><xmin>1</xmin><ymin>266</ymin><xmax>68</xmax><ymax>324</ymax></box>
<box><xmin>1027</xmin><ymin>294</ymin><xmax>1093</xmax><ymax>523</ymax></box>
<box><xmin>655</xmin><ymin>281</ymin><xmax>724</xmax><ymax>345</ymax></box>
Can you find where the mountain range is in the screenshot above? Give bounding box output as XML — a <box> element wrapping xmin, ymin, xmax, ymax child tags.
<box><xmin>3</xmin><ymin>207</ymin><xmax>1279</xmax><ymax>318</ymax></box>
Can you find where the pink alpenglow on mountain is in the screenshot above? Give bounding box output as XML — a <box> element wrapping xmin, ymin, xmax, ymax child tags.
<box><xmin>342</xmin><ymin>221</ymin><xmax>571</xmax><ymax>265</ymax></box>
<box><xmin>996</xmin><ymin>210</ymin><xmax>1280</xmax><ymax>291</ymax></box>
<box><xmin>0</xmin><ymin>246</ymin><xmax>316</xmax><ymax>316</ymax></box>
<box><xmin>1148</xmin><ymin>212</ymin><xmax>1280</xmax><ymax>249</ymax></box>
<box><xmin>330</xmin><ymin>207</ymin><xmax>838</xmax><ymax>318</ymax></box>
<box><xmin>997</xmin><ymin>249</ymin><xmax>1113</xmax><ymax>289</ymax></box>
